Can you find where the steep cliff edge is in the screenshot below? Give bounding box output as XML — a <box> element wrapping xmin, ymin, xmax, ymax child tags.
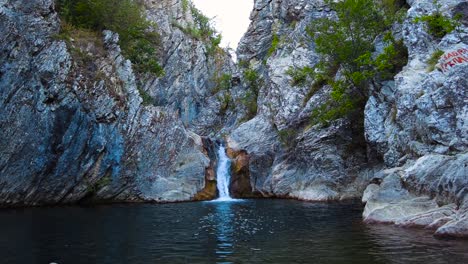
<box><xmin>0</xmin><ymin>0</ymin><xmax>467</xmax><ymax>238</ymax></box>
<box><xmin>227</xmin><ymin>0</ymin><xmax>467</xmax><ymax>237</ymax></box>
<box><xmin>362</xmin><ymin>0</ymin><xmax>468</xmax><ymax>238</ymax></box>
<box><xmin>228</xmin><ymin>0</ymin><xmax>372</xmax><ymax>201</ymax></box>
<box><xmin>0</xmin><ymin>0</ymin><xmax>239</xmax><ymax>206</ymax></box>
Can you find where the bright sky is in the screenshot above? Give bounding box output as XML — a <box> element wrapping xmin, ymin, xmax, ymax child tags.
<box><xmin>192</xmin><ymin>0</ymin><xmax>253</xmax><ymax>52</ymax></box>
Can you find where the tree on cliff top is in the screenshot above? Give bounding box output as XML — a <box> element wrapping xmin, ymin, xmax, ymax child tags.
<box><xmin>302</xmin><ymin>0</ymin><xmax>408</xmax><ymax>125</ymax></box>
<box><xmin>57</xmin><ymin>0</ymin><xmax>164</xmax><ymax>76</ymax></box>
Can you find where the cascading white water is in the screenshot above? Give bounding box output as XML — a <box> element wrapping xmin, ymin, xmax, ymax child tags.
<box><xmin>215</xmin><ymin>145</ymin><xmax>233</xmax><ymax>201</ymax></box>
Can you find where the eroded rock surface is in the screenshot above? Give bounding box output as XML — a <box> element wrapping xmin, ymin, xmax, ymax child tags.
<box><xmin>362</xmin><ymin>0</ymin><xmax>468</xmax><ymax>237</ymax></box>
<box><xmin>229</xmin><ymin>0</ymin><xmax>467</xmax><ymax>237</ymax></box>
<box><xmin>228</xmin><ymin>0</ymin><xmax>369</xmax><ymax>201</ymax></box>
<box><xmin>0</xmin><ymin>0</ymin><xmax>467</xmax><ymax>239</ymax></box>
<box><xmin>0</xmin><ymin>0</ymin><xmax>233</xmax><ymax>206</ymax></box>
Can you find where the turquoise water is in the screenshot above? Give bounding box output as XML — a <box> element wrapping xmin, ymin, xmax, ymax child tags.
<box><xmin>0</xmin><ymin>200</ymin><xmax>467</xmax><ymax>264</ymax></box>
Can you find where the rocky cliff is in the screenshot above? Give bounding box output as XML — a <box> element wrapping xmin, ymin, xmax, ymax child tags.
<box><xmin>0</xmin><ymin>0</ymin><xmax>241</xmax><ymax>205</ymax></box>
<box><xmin>0</xmin><ymin>0</ymin><xmax>467</xmax><ymax>238</ymax></box>
<box><xmin>362</xmin><ymin>0</ymin><xmax>468</xmax><ymax>238</ymax></box>
<box><xmin>226</xmin><ymin>0</ymin><xmax>467</xmax><ymax>237</ymax></box>
<box><xmin>228</xmin><ymin>0</ymin><xmax>370</xmax><ymax>201</ymax></box>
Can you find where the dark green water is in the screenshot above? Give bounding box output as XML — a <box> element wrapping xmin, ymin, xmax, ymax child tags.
<box><xmin>0</xmin><ymin>199</ymin><xmax>467</xmax><ymax>264</ymax></box>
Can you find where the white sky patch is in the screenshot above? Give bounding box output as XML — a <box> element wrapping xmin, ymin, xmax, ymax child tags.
<box><xmin>192</xmin><ymin>0</ymin><xmax>253</xmax><ymax>53</ymax></box>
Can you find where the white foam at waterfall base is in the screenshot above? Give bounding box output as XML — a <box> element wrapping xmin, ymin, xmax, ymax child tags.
<box><xmin>214</xmin><ymin>145</ymin><xmax>236</xmax><ymax>202</ymax></box>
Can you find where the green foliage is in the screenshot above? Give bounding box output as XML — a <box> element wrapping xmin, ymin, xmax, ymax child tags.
<box><xmin>414</xmin><ymin>0</ymin><xmax>460</xmax><ymax>38</ymax></box>
<box><xmin>240</xmin><ymin>68</ymin><xmax>262</xmax><ymax>121</ymax></box>
<box><xmin>268</xmin><ymin>34</ymin><xmax>280</xmax><ymax>57</ymax></box>
<box><xmin>427</xmin><ymin>49</ymin><xmax>444</xmax><ymax>71</ymax></box>
<box><xmin>237</xmin><ymin>59</ymin><xmax>250</xmax><ymax>69</ymax></box>
<box><xmin>307</xmin><ymin>0</ymin><xmax>400</xmax><ymax>78</ymax></box>
<box><xmin>277</xmin><ymin>128</ymin><xmax>298</xmax><ymax>148</ymax></box>
<box><xmin>309</xmin><ymin>81</ymin><xmax>364</xmax><ymax>126</ymax></box>
<box><xmin>244</xmin><ymin>68</ymin><xmax>260</xmax><ymax>89</ymax></box>
<box><xmin>212</xmin><ymin>73</ymin><xmax>232</xmax><ymax>94</ymax></box>
<box><xmin>289</xmin><ymin>20</ymin><xmax>298</xmax><ymax>29</ymax></box>
<box><xmin>372</xmin><ymin>33</ymin><xmax>409</xmax><ymax>80</ymax></box>
<box><xmin>217</xmin><ymin>93</ymin><xmax>232</xmax><ymax>116</ymax></box>
<box><xmin>286</xmin><ymin>66</ymin><xmax>314</xmax><ymax>86</ymax></box>
<box><xmin>172</xmin><ymin>3</ymin><xmax>222</xmax><ymax>55</ymax></box>
<box><xmin>87</xmin><ymin>175</ymin><xmax>111</xmax><ymax>194</ymax></box>
<box><xmin>56</xmin><ymin>0</ymin><xmax>164</xmax><ymax>76</ymax></box>
<box><xmin>182</xmin><ymin>0</ymin><xmax>189</xmax><ymax>13</ymax></box>
<box><xmin>240</xmin><ymin>90</ymin><xmax>258</xmax><ymax>121</ymax></box>
<box><xmin>305</xmin><ymin>0</ymin><xmax>408</xmax><ymax>125</ymax></box>
<box><xmin>190</xmin><ymin>5</ymin><xmax>214</xmax><ymax>39</ymax></box>
<box><xmin>126</xmin><ymin>37</ymin><xmax>165</xmax><ymax>76</ymax></box>
<box><xmin>138</xmin><ymin>87</ymin><xmax>154</xmax><ymax>106</ymax></box>
<box><xmin>206</xmin><ymin>34</ymin><xmax>222</xmax><ymax>56</ymax></box>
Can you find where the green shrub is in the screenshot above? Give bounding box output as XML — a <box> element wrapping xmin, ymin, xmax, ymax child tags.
<box><xmin>218</xmin><ymin>93</ymin><xmax>232</xmax><ymax>116</ymax></box>
<box><xmin>268</xmin><ymin>34</ymin><xmax>280</xmax><ymax>57</ymax></box>
<box><xmin>172</xmin><ymin>3</ymin><xmax>222</xmax><ymax>56</ymax></box>
<box><xmin>138</xmin><ymin>87</ymin><xmax>154</xmax><ymax>106</ymax></box>
<box><xmin>212</xmin><ymin>73</ymin><xmax>232</xmax><ymax>94</ymax></box>
<box><xmin>309</xmin><ymin>81</ymin><xmax>364</xmax><ymax>127</ymax></box>
<box><xmin>86</xmin><ymin>175</ymin><xmax>111</xmax><ymax>194</ymax></box>
<box><xmin>427</xmin><ymin>49</ymin><xmax>444</xmax><ymax>71</ymax></box>
<box><xmin>240</xmin><ymin>67</ymin><xmax>262</xmax><ymax>121</ymax></box>
<box><xmin>206</xmin><ymin>34</ymin><xmax>222</xmax><ymax>56</ymax></box>
<box><xmin>306</xmin><ymin>0</ymin><xmax>407</xmax><ymax>124</ymax></box>
<box><xmin>414</xmin><ymin>1</ymin><xmax>460</xmax><ymax>38</ymax></box>
<box><xmin>190</xmin><ymin>5</ymin><xmax>214</xmax><ymax>39</ymax></box>
<box><xmin>244</xmin><ymin>68</ymin><xmax>260</xmax><ymax>89</ymax></box>
<box><xmin>182</xmin><ymin>0</ymin><xmax>189</xmax><ymax>13</ymax></box>
<box><xmin>286</xmin><ymin>66</ymin><xmax>314</xmax><ymax>86</ymax></box>
<box><xmin>372</xmin><ymin>33</ymin><xmax>408</xmax><ymax>80</ymax></box>
<box><xmin>277</xmin><ymin>128</ymin><xmax>298</xmax><ymax>148</ymax></box>
<box><xmin>56</xmin><ymin>0</ymin><xmax>164</xmax><ymax>76</ymax></box>
<box><xmin>240</xmin><ymin>90</ymin><xmax>258</xmax><ymax>121</ymax></box>
<box><xmin>237</xmin><ymin>60</ymin><xmax>250</xmax><ymax>69</ymax></box>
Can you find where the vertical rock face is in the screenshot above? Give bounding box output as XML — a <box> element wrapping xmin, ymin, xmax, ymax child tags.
<box><xmin>0</xmin><ymin>0</ymin><xmax>237</xmax><ymax>206</ymax></box>
<box><xmin>365</xmin><ymin>1</ymin><xmax>468</xmax><ymax>166</ymax></box>
<box><xmin>229</xmin><ymin>0</ymin><xmax>369</xmax><ymax>201</ymax></box>
<box><xmin>361</xmin><ymin>0</ymin><xmax>468</xmax><ymax>237</ymax></box>
<box><xmin>139</xmin><ymin>0</ymin><xmax>242</xmax><ymax>135</ymax></box>
<box><xmin>229</xmin><ymin>0</ymin><xmax>468</xmax><ymax>237</ymax></box>
<box><xmin>0</xmin><ymin>0</ymin><xmax>467</xmax><ymax>238</ymax></box>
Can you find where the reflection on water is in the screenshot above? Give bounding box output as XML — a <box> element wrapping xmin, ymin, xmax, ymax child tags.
<box><xmin>213</xmin><ymin>202</ymin><xmax>234</xmax><ymax>261</ymax></box>
<box><xmin>0</xmin><ymin>200</ymin><xmax>467</xmax><ymax>264</ymax></box>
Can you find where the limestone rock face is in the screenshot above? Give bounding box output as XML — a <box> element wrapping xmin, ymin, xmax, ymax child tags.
<box><xmin>0</xmin><ymin>0</ymin><xmax>228</xmax><ymax>206</ymax></box>
<box><xmin>362</xmin><ymin>154</ymin><xmax>468</xmax><ymax>238</ymax></box>
<box><xmin>365</xmin><ymin>0</ymin><xmax>468</xmax><ymax>165</ymax></box>
<box><xmin>139</xmin><ymin>0</ymin><xmax>243</xmax><ymax>136</ymax></box>
<box><xmin>229</xmin><ymin>0</ymin><xmax>368</xmax><ymax>201</ymax></box>
<box><xmin>1</xmin><ymin>0</ymin><xmax>467</xmax><ymax>238</ymax></box>
<box><xmin>230</xmin><ymin>0</ymin><xmax>468</xmax><ymax>237</ymax></box>
<box><xmin>362</xmin><ymin>0</ymin><xmax>468</xmax><ymax>237</ymax></box>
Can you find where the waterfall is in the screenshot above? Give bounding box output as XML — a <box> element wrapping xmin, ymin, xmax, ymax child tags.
<box><xmin>215</xmin><ymin>145</ymin><xmax>233</xmax><ymax>201</ymax></box>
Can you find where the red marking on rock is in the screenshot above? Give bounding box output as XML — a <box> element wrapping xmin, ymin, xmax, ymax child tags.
<box><xmin>440</xmin><ymin>47</ymin><xmax>468</xmax><ymax>72</ymax></box>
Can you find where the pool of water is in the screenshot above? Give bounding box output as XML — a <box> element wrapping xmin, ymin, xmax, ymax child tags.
<box><xmin>0</xmin><ymin>199</ymin><xmax>467</xmax><ymax>264</ymax></box>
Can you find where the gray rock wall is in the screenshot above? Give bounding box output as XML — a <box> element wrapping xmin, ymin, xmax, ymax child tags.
<box><xmin>228</xmin><ymin>0</ymin><xmax>369</xmax><ymax>201</ymax></box>
<box><xmin>0</xmin><ymin>0</ymin><xmax>230</xmax><ymax>206</ymax></box>
<box><xmin>362</xmin><ymin>0</ymin><xmax>468</xmax><ymax>237</ymax></box>
<box><xmin>0</xmin><ymin>0</ymin><xmax>467</xmax><ymax>238</ymax></box>
<box><xmin>229</xmin><ymin>0</ymin><xmax>467</xmax><ymax>237</ymax></box>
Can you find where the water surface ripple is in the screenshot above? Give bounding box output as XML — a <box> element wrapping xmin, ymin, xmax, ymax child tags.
<box><xmin>0</xmin><ymin>200</ymin><xmax>467</xmax><ymax>264</ymax></box>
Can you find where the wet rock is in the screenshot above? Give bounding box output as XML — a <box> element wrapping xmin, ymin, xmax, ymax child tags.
<box><xmin>363</xmin><ymin>155</ymin><xmax>468</xmax><ymax>237</ymax></box>
<box><xmin>230</xmin><ymin>0</ymin><xmax>368</xmax><ymax>201</ymax></box>
<box><xmin>228</xmin><ymin>149</ymin><xmax>257</xmax><ymax>198</ymax></box>
<box><xmin>361</xmin><ymin>0</ymin><xmax>468</xmax><ymax>238</ymax></box>
<box><xmin>0</xmin><ymin>0</ymin><xmax>226</xmax><ymax>205</ymax></box>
